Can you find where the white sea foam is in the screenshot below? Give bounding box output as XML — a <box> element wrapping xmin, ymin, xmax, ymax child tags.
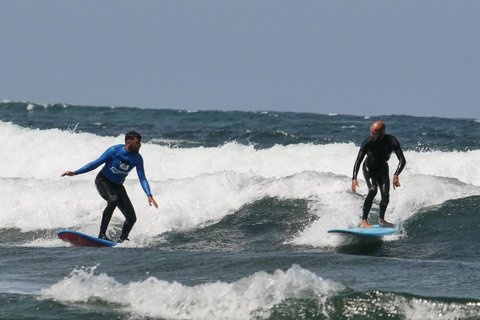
<box><xmin>40</xmin><ymin>264</ymin><xmax>343</xmax><ymax>320</ymax></box>
<box><xmin>39</xmin><ymin>263</ymin><xmax>479</xmax><ymax>319</ymax></box>
<box><xmin>3</xmin><ymin>121</ymin><xmax>480</xmax><ymax>248</ymax></box>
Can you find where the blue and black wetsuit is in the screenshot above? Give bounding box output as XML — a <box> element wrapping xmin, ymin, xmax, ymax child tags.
<box><xmin>352</xmin><ymin>135</ymin><xmax>406</xmax><ymax>221</ymax></box>
<box><xmin>75</xmin><ymin>144</ymin><xmax>153</xmax><ymax>240</ymax></box>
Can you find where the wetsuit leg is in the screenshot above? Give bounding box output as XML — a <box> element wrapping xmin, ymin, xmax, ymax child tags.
<box><xmin>377</xmin><ymin>165</ymin><xmax>390</xmax><ymax>220</ymax></box>
<box><xmin>362</xmin><ymin>163</ymin><xmax>378</xmax><ymax>221</ymax></box>
<box><xmin>114</xmin><ymin>187</ymin><xmax>137</xmax><ymax>241</ymax></box>
<box><xmin>95</xmin><ymin>172</ymin><xmax>120</xmax><ymax>237</ymax></box>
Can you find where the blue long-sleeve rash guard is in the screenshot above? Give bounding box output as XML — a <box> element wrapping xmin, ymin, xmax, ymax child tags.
<box><xmin>75</xmin><ymin>144</ymin><xmax>153</xmax><ymax>196</ymax></box>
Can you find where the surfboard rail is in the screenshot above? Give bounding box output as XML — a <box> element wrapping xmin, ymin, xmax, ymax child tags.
<box><xmin>58</xmin><ymin>230</ymin><xmax>117</xmax><ymax>247</ymax></box>
<box><xmin>327</xmin><ymin>224</ymin><xmax>398</xmax><ymax>237</ymax></box>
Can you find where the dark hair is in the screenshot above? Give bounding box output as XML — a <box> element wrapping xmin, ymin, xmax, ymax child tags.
<box><xmin>125</xmin><ymin>131</ymin><xmax>142</xmax><ymax>142</ymax></box>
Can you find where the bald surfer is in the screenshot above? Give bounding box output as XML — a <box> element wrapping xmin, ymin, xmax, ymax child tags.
<box><xmin>352</xmin><ymin>121</ymin><xmax>406</xmax><ymax>228</ymax></box>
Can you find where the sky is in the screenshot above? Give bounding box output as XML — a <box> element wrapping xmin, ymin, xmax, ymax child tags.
<box><xmin>1</xmin><ymin>1</ymin><xmax>479</xmax><ymax>119</ymax></box>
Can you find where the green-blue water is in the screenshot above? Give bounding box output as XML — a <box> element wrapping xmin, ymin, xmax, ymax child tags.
<box><xmin>1</xmin><ymin>101</ymin><xmax>480</xmax><ymax>319</ymax></box>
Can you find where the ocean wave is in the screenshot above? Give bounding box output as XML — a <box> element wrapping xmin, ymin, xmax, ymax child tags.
<box><xmin>2</xmin><ymin>119</ymin><xmax>480</xmax><ymax>253</ymax></box>
<box><xmin>40</xmin><ymin>264</ymin><xmax>343</xmax><ymax>320</ymax></box>
<box><xmin>39</xmin><ymin>264</ymin><xmax>480</xmax><ymax>320</ymax></box>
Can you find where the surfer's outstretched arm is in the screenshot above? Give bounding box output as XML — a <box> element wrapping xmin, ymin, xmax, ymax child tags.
<box><xmin>61</xmin><ymin>171</ymin><xmax>76</xmax><ymax>177</ymax></box>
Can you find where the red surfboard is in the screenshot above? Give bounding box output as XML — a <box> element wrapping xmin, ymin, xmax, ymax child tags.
<box><xmin>58</xmin><ymin>230</ymin><xmax>117</xmax><ymax>247</ymax></box>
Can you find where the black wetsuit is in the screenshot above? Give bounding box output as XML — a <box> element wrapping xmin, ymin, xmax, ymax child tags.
<box><xmin>352</xmin><ymin>134</ymin><xmax>406</xmax><ymax>220</ymax></box>
<box><xmin>95</xmin><ymin>171</ymin><xmax>136</xmax><ymax>241</ymax></box>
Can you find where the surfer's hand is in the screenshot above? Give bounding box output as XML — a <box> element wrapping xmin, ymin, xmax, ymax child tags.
<box><xmin>148</xmin><ymin>195</ymin><xmax>158</xmax><ymax>209</ymax></box>
<box><xmin>352</xmin><ymin>179</ymin><xmax>359</xmax><ymax>193</ymax></box>
<box><xmin>393</xmin><ymin>175</ymin><xmax>401</xmax><ymax>189</ymax></box>
<box><xmin>61</xmin><ymin>171</ymin><xmax>76</xmax><ymax>177</ymax></box>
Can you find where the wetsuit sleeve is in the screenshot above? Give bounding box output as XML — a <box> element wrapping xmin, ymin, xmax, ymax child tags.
<box><xmin>392</xmin><ymin>136</ymin><xmax>406</xmax><ymax>176</ymax></box>
<box><xmin>352</xmin><ymin>139</ymin><xmax>368</xmax><ymax>180</ymax></box>
<box><xmin>135</xmin><ymin>158</ymin><xmax>153</xmax><ymax>196</ymax></box>
<box><xmin>75</xmin><ymin>147</ymin><xmax>114</xmax><ymax>175</ymax></box>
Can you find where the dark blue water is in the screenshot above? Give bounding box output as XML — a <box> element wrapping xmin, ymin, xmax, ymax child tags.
<box><xmin>3</xmin><ymin>101</ymin><xmax>480</xmax><ymax>150</ymax></box>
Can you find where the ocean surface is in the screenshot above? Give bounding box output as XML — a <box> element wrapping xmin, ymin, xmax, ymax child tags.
<box><xmin>1</xmin><ymin>101</ymin><xmax>480</xmax><ymax>320</ymax></box>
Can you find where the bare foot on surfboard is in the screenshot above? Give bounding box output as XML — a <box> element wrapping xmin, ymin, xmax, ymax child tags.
<box><xmin>378</xmin><ymin>219</ymin><xmax>395</xmax><ymax>228</ymax></box>
<box><xmin>360</xmin><ymin>220</ymin><xmax>372</xmax><ymax>228</ymax></box>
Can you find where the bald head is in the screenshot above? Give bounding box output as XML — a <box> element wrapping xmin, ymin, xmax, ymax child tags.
<box><xmin>370</xmin><ymin>121</ymin><xmax>385</xmax><ymax>141</ymax></box>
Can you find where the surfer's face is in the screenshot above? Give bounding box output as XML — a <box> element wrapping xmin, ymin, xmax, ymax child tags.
<box><xmin>126</xmin><ymin>138</ymin><xmax>141</xmax><ymax>153</ymax></box>
<box><xmin>370</xmin><ymin>124</ymin><xmax>385</xmax><ymax>141</ymax></box>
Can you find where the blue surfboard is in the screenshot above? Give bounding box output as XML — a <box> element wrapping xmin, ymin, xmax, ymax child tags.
<box><xmin>58</xmin><ymin>230</ymin><xmax>117</xmax><ymax>247</ymax></box>
<box><xmin>328</xmin><ymin>224</ymin><xmax>397</xmax><ymax>237</ymax></box>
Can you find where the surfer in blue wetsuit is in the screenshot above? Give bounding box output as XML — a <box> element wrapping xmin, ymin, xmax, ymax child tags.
<box><xmin>351</xmin><ymin>121</ymin><xmax>406</xmax><ymax>228</ymax></box>
<box><xmin>62</xmin><ymin>131</ymin><xmax>158</xmax><ymax>242</ymax></box>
